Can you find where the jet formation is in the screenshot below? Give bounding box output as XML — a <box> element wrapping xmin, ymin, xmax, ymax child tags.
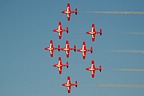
<box><xmin>44</xmin><ymin>40</ymin><xmax>93</xmax><ymax>59</ymax></box>
<box><xmin>53</xmin><ymin>57</ymin><xmax>68</xmax><ymax>74</ymax></box>
<box><xmin>86</xmin><ymin>60</ymin><xmax>102</xmax><ymax>78</ymax></box>
<box><xmin>53</xmin><ymin>22</ymin><xmax>68</xmax><ymax>39</ymax></box>
<box><xmin>44</xmin><ymin>3</ymin><xmax>103</xmax><ymax>93</ymax></box>
<box><xmin>62</xmin><ymin>3</ymin><xmax>78</xmax><ymax>21</ymax></box>
<box><xmin>62</xmin><ymin>76</ymin><xmax>78</xmax><ymax>93</ymax></box>
<box><xmin>77</xmin><ymin>42</ymin><xmax>93</xmax><ymax>59</ymax></box>
<box><xmin>60</xmin><ymin>40</ymin><xmax>76</xmax><ymax>58</ymax></box>
<box><xmin>44</xmin><ymin>40</ymin><xmax>60</xmax><ymax>57</ymax></box>
<box><xmin>86</xmin><ymin>24</ymin><xmax>102</xmax><ymax>42</ymax></box>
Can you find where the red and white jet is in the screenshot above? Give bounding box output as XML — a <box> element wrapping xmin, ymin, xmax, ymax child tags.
<box><xmin>53</xmin><ymin>22</ymin><xmax>68</xmax><ymax>39</ymax></box>
<box><xmin>62</xmin><ymin>76</ymin><xmax>78</xmax><ymax>93</ymax></box>
<box><xmin>61</xmin><ymin>3</ymin><xmax>78</xmax><ymax>21</ymax></box>
<box><xmin>86</xmin><ymin>24</ymin><xmax>102</xmax><ymax>42</ymax></box>
<box><xmin>53</xmin><ymin>57</ymin><xmax>68</xmax><ymax>74</ymax></box>
<box><xmin>77</xmin><ymin>42</ymin><xmax>93</xmax><ymax>59</ymax></box>
<box><xmin>86</xmin><ymin>60</ymin><xmax>102</xmax><ymax>78</ymax></box>
<box><xmin>60</xmin><ymin>40</ymin><xmax>76</xmax><ymax>58</ymax></box>
<box><xmin>44</xmin><ymin>40</ymin><xmax>60</xmax><ymax>57</ymax></box>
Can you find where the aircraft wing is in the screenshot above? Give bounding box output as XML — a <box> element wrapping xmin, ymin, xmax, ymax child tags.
<box><xmin>82</xmin><ymin>51</ymin><xmax>86</xmax><ymax>59</ymax></box>
<box><xmin>91</xmin><ymin>60</ymin><xmax>95</xmax><ymax>67</ymax></box>
<box><xmin>91</xmin><ymin>70</ymin><xmax>95</xmax><ymax>78</ymax></box>
<box><xmin>66</xmin><ymin>50</ymin><xmax>70</xmax><ymax>58</ymax></box>
<box><xmin>67</xmin><ymin>3</ymin><xmax>71</xmax><ymax>12</ymax></box>
<box><xmin>66</xmin><ymin>40</ymin><xmax>70</xmax><ymax>48</ymax></box>
<box><xmin>92</xmin><ymin>34</ymin><xmax>96</xmax><ymax>41</ymax></box>
<box><xmin>67</xmin><ymin>76</ymin><xmax>71</xmax><ymax>84</ymax></box>
<box><xmin>67</xmin><ymin>13</ymin><xmax>71</xmax><ymax>21</ymax></box>
<box><xmin>58</xmin><ymin>66</ymin><xmax>62</xmax><ymax>74</ymax></box>
<box><xmin>58</xmin><ymin>32</ymin><xmax>62</xmax><ymax>39</ymax></box>
<box><xmin>50</xmin><ymin>40</ymin><xmax>54</xmax><ymax>48</ymax></box>
<box><xmin>67</xmin><ymin>86</ymin><xmax>71</xmax><ymax>93</ymax></box>
<box><xmin>58</xmin><ymin>22</ymin><xmax>62</xmax><ymax>30</ymax></box>
<box><xmin>50</xmin><ymin>50</ymin><xmax>54</xmax><ymax>57</ymax></box>
<box><xmin>92</xmin><ymin>24</ymin><xmax>96</xmax><ymax>32</ymax></box>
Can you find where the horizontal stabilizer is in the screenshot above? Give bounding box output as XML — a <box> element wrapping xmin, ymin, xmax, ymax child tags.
<box><xmin>75</xmin><ymin>8</ymin><xmax>78</xmax><ymax>15</ymax></box>
<box><xmin>75</xmin><ymin>81</ymin><xmax>78</xmax><ymax>87</ymax></box>
<box><xmin>99</xmin><ymin>65</ymin><xmax>102</xmax><ymax>72</ymax></box>
<box><xmin>100</xmin><ymin>28</ymin><xmax>102</xmax><ymax>35</ymax></box>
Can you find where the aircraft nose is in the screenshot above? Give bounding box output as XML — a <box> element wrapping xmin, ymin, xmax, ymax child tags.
<box><xmin>53</xmin><ymin>29</ymin><xmax>55</xmax><ymax>32</ymax></box>
<box><xmin>62</xmin><ymin>84</ymin><xmax>65</xmax><ymax>86</ymax></box>
<box><xmin>53</xmin><ymin>64</ymin><xmax>56</xmax><ymax>67</ymax></box>
<box><xmin>85</xmin><ymin>68</ymin><xmax>89</xmax><ymax>70</ymax></box>
<box><xmin>44</xmin><ymin>48</ymin><xmax>47</xmax><ymax>50</ymax></box>
<box><xmin>61</xmin><ymin>10</ymin><xmax>64</xmax><ymax>13</ymax></box>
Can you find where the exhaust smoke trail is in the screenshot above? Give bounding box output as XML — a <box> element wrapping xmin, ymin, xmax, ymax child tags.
<box><xmin>95</xmin><ymin>84</ymin><xmax>144</xmax><ymax>88</ymax></box>
<box><xmin>107</xmin><ymin>50</ymin><xmax>144</xmax><ymax>54</ymax></box>
<box><xmin>117</xmin><ymin>68</ymin><xmax>144</xmax><ymax>72</ymax></box>
<box><xmin>127</xmin><ymin>32</ymin><xmax>144</xmax><ymax>35</ymax></box>
<box><xmin>87</xmin><ymin>11</ymin><xmax>144</xmax><ymax>15</ymax></box>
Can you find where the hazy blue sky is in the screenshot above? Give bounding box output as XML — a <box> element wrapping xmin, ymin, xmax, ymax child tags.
<box><xmin>0</xmin><ymin>0</ymin><xmax>144</xmax><ymax>96</ymax></box>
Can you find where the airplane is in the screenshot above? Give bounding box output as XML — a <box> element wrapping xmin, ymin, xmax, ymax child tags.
<box><xmin>44</xmin><ymin>40</ymin><xmax>60</xmax><ymax>57</ymax></box>
<box><xmin>86</xmin><ymin>60</ymin><xmax>102</xmax><ymax>78</ymax></box>
<box><xmin>62</xmin><ymin>76</ymin><xmax>78</xmax><ymax>93</ymax></box>
<box><xmin>60</xmin><ymin>40</ymin><xmax>76</xmax><ymax>58</ymax></box>
<box><xmin>53</xmin><ymin>57</ymin><xmax>68</xmax><ymax>74</ymax></box>
<box><xmin>53</xmin><ymin>22</ymin><xmax>68</xmax><ymax>39</ymax></box>
<box><xmin>61</xmin><ymin>3</ymin><xmax>78</xmax><ymax>21</ymax></box>
<box><xmin>77</xmin><ymin>42</ymin><xmax>93</xmax><ymax>59</ymax></box>
<box><xmin>86</xmin><ymin>24</ymin><xmax>102</xmax><ymax>42</ymax></box>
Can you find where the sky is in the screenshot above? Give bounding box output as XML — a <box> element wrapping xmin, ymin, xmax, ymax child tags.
<box><xmin>0</xmin><ymin>0</ymin><xmax>144</xmax><ymax>96</ymax></box>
